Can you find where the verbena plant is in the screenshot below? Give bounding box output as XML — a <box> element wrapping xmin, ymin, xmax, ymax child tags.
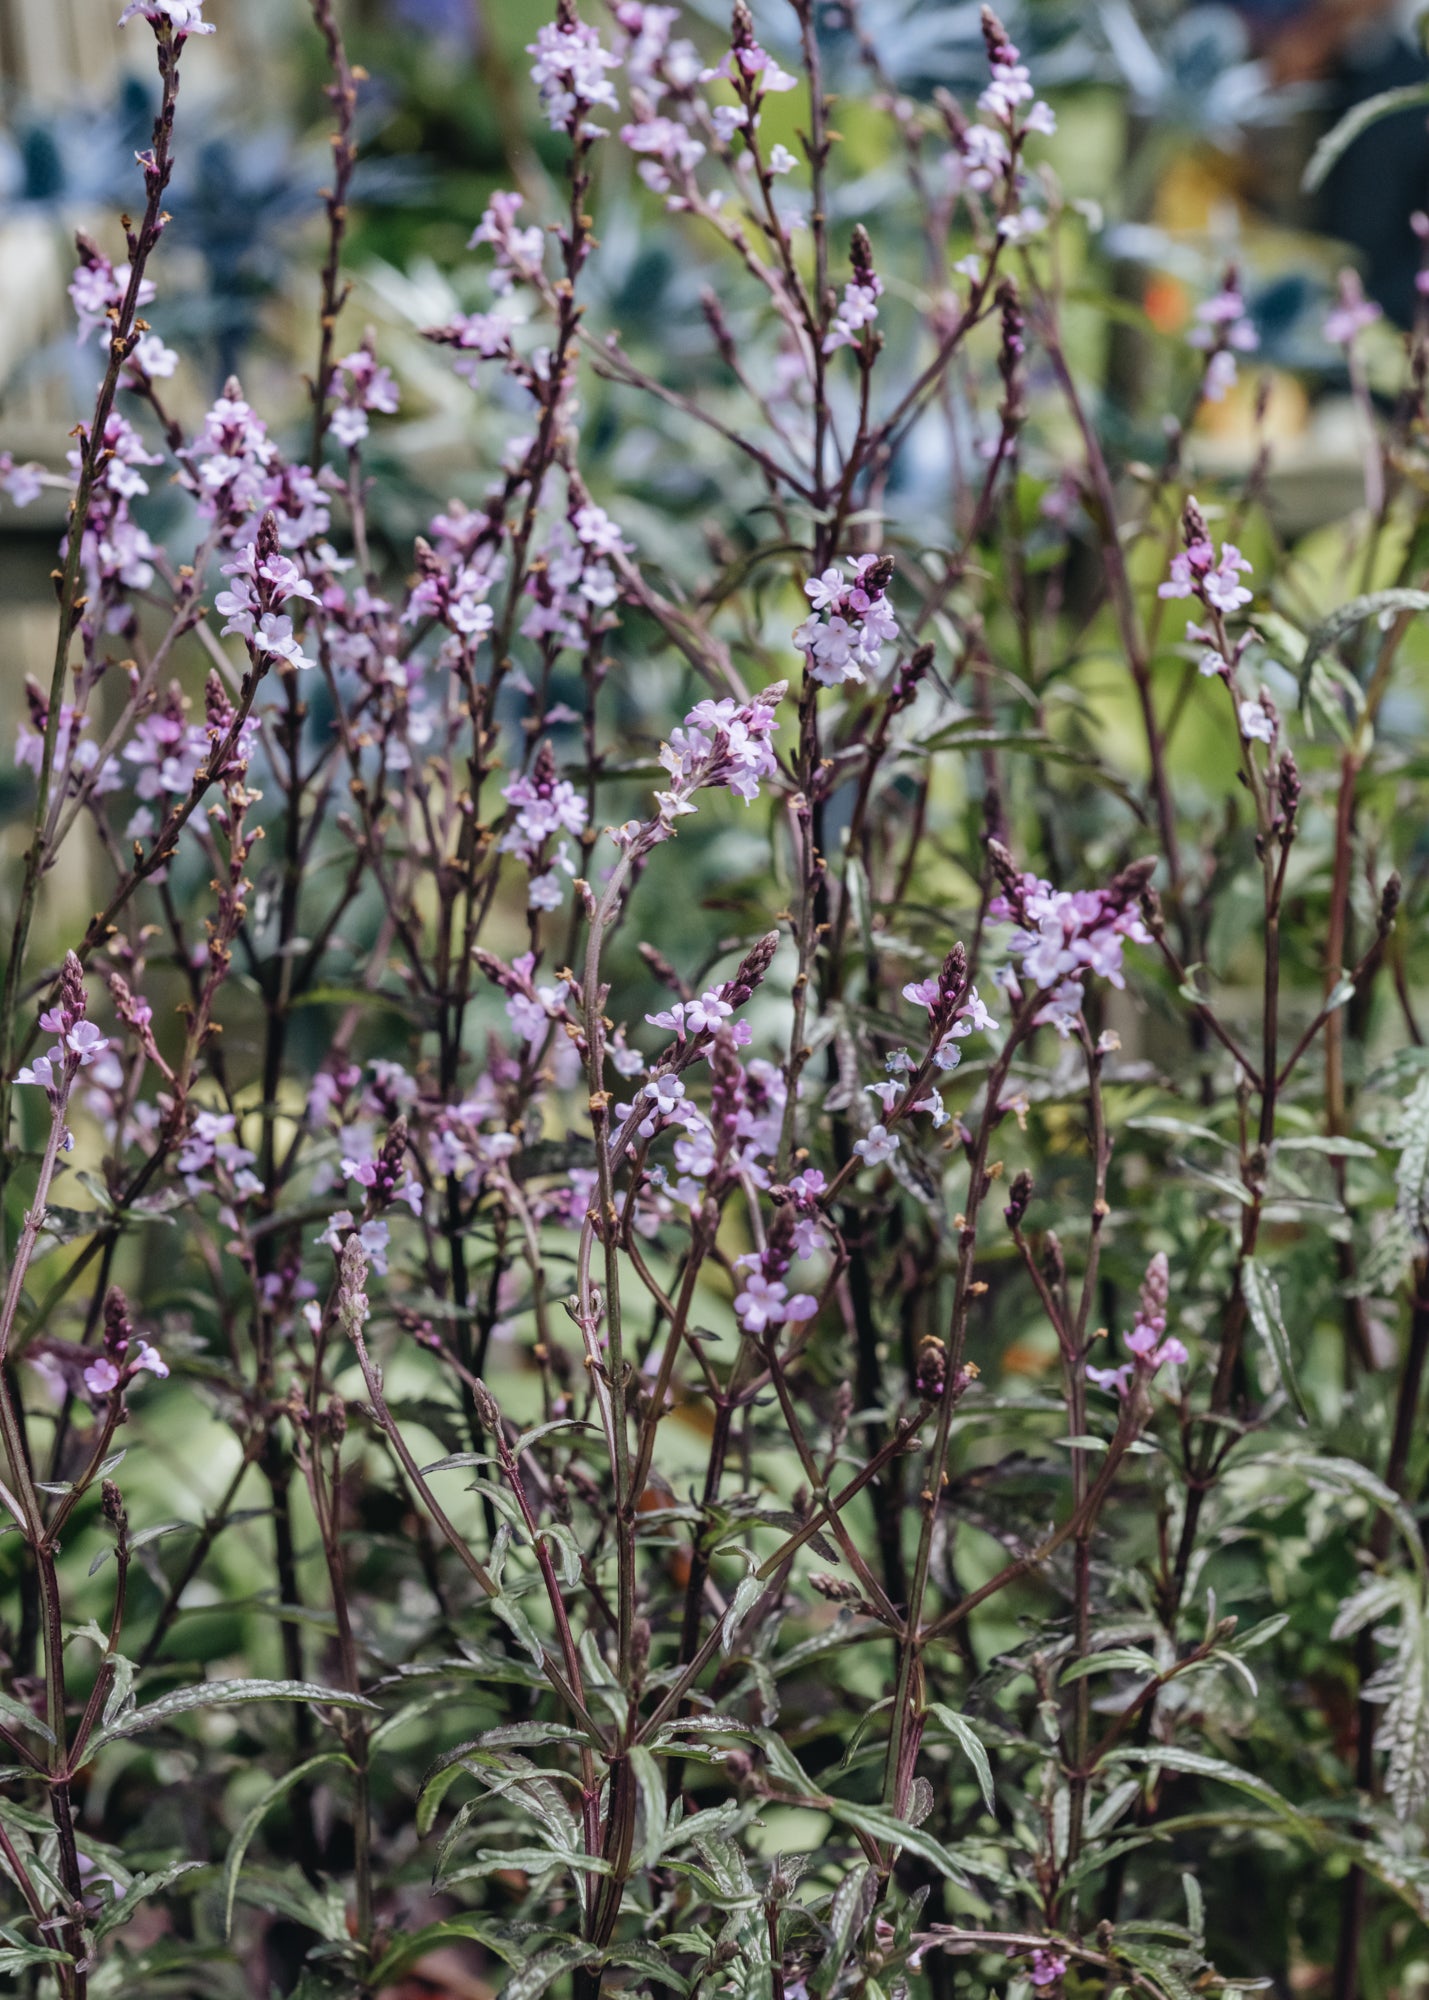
<box><xmin>2</xmin><ymin>3</ymin><xmax>1428</xmax><ymax>1996</ymax></box>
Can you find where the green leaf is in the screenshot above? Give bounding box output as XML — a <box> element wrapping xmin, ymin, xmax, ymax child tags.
<box><xmin>0</xmin><ymin>1945</ymin><xmax>72</xmax><ymax>1973</ymax></box>
<box><xmin>1397</xmin><ymin>1073</ymin><xmax>1429</xmax><ymax>1245</ymax></box>
<box><xmin>1107</xmin><ymin>1745</ymin><xmax>1308</xmax><ymax>1830</ymax></box>
<box><xmin>824</xmin><ymin>1798</ymin><xmax>968</xmax><ymax>1882</ymax></box>
<box><xmin>370</xmin><ymin>1917</ymin><xmax>523</xmax><ymax>1986</ymax></box>
<box><xmin>1295</xmin><ymin>590</ymin><xmax>1429</xmax><ymax>697</ymax></box>
<box><xmin>629</xmin><ymin>1743</ymin><xmax>668</xmax><ymax>1875</ymax></box>
<box><xmin>1382</xmin><ymin>1591</ymin><xmax>1429</xmax><ymax>1820</ymax></box>
<box><xmin>1249</xmin><ymin>1452</ymin><xmax>1427</xmax><ymax>1579</ymax></box>
<box><xmin>604</xmin><ymin>1940</ymin><xmax>691</xmax><ymax>1992</ymax></box>
<box><xmin>91</xmin><ymin>1858</ymin><xmax>205</xmax><ymax>1945</ymax></box>
<box><xmin>1057</xmin><ymin>1647</ymin><xmax>1160</xmax><ymax>1685</ymax></box>
<box><xmin>924</xmin><ymin>1704</ymin><xmax>996</xmax><ymax>1814</ymax></box>
<box><xmin>222</xmin><ymin>1754</ymin><xmax>351</xmax><ymax>1939</ymax></box>
<box><xmin>501</xmin><ymin>1942</ymin><xmax>597</xmax><ymax>2000</ymax></box>
<box><xmin>0</xmin><ymin>1687</ymin><xmax>55</xmax><ymax>1747</ymax></box>
<box><xmin>90</xmin><ymin>1677</ymin><xmax>377</xmax><ymax>1751</ymax></box>
<box><xmin>90</xmin><ymin>1521</ymin><xmax>192</xmax><ymax>1576</ymax></box>
<box><xmin>1304</xmin><ymin>84</ymin><xmax>1429</xmax><ymax>191</ymax></box>
<box><xmin>1241</xmin><ymin>1259</ymin><xmax>1311</xmax><ymax>1424</ymax></box>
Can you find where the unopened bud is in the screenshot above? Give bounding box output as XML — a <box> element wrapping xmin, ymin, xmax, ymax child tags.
<box><xmin>1042</xmin><ymin>1231</ymin><xmax>1066</xmax><ymax>1290</ymax></box>
<box><xmin>810</xmin><ymin>1572</ymin><xmax>863</xmax><ymax>1603</ymax></box>
<box><xmin>938</xmin><ymin>941</ymin><xmax>968</xmax><ymax>1006</ymax></box>
<box><xmin>1381</xmin><ymin>871</ymin><xmax>1402</xmax><ymax>932</ymax></box>
<box><xmin>472</xmin><ymin>1378</ymin><xmax>503</xmax><ymax>1434</ymax></box>
<box><xmin>1004</xmin><ymin>1169</ymin><xmax>1033</xmax><ymax>1230</ymax></box>
<box><xmin>60</xmin><ymin>950</ymin><xmax>87</xmax><ymax>1023</ymax></box>
<box><xmin>723</xmin><ymin>930</ymin><xmax>781</xmax><ymax>1009</ymax></box>
<box><xmin>915</xmin><ymin>1336</ymin><xmax>947</xmax><ymax>1400</ymax></box>
<box><xmin>103</xmin><ymin>1286</ymin><xmax>134</xmax><ymax>1354</ymax></box>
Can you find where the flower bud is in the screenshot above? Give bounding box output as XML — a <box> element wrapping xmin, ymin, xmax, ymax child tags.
<box><xmin>915</xmin><ymin>1335</ymin><xmax>947</xmax><ymax>1400</ymax></box>
<box><xmin>473</xmin><ymin>1378</ymin><xmax>503</xmax><ymax>1434</ymax></box>
<box><xmin>723</xmin><ymin>930</ymin><xmax>781</xmax><ymax>1009</ymax></box>
<box><xmin>810</xmin><ymin>1572</ymin><xmax>862</xmax><ymax>1603</ymax></box>
<box><xmin>1381</xmin><ymin>871</ymin><xmax>1403</xmax><ymax>933</ymax></box>
<box><xmin>1004</xmin><ymin>1169</ymin><xmax>1033</xmax><ymax>1230</ymax></box>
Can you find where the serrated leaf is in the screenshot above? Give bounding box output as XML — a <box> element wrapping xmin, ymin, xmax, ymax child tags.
<box><xmin>1108</xmin><ymin>1745</ymin><xmax>1307</xmax><ymax>1830</ymax></box>
<box><xmin>89</xmin><ymin>1677</ymin><xmax>377</xmax><ymax>1751</ymax></box>
<box><xmin>501</xmin><ymin>1942</ymin><xmax>596</xmax><ymax>2000</ymax></box>
<box><xmin>0</xmin><ymin>1687</ymin><xmax>54</xmax><ymax>1747</ymax></box>
<box><xmin>1250</xmin><ymin>1452</ymin><xmax>1427</xmax><ymax>1580</ymax></box>
<box><xmin>1241</xmin><ymin>1259</ymin><xmax>1311</xmax><ymax>1424</ymax></box>
<box><xmin>91</xmin><ymin>1858</ymin><xmax>204</xmax><ymax>1944</ymax></box>
<box><xmin>0</xmin><ymin>1945</ymin><xmax>72</xmax><ymax>1972</ymax></box>
<box><xmin>1295</xmin><ymin>590</ymin><xmax>1429</xmax><ymax>696</ymax></box>
<box><xmin>1382</xmin><ymin>1594</ymin><xmax>1429</xmax><ymax>1820</ymax></box>
<box><xmin>605</xmin><ymin>1941</ymin><xmax>691</xmax><ymax>1992</ymax></box>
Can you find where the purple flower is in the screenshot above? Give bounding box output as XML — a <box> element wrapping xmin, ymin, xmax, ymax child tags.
<box><xmin>854</xmin><ymin>1123</ymin><xmax>899</xmax><ymax>1167</ymax></box>
<box><xmin>528</xmin><ymin>15</ymin><xmax>620</xmax><ymax>134</ymax></box>
<box><xmin>118</xmin><ymin>0</ymin><xmax>214</xmax><ymax>32</ymax></box>
<box><xmin>84</xmin><ymin>1358</ymin><xmax>122</xmax><ymax>1397</ymax></box>
<box><xmin>1030</xmin><ymin>1947</ymin><xmax>1067</xmax><ymax>1990</ymax></box>
<box><xmin>1324</xmin><ymin>269</ymin><xmax>1382</xmax><ymax>348</ymax></box>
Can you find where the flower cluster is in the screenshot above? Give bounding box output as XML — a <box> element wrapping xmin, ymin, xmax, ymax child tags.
<box><xmin>69</xmin><ymin>237</ymin><xmax>156</xmax><ymax>347</ymax></box>
<box><xmin>825</xmin><ymin>225</ymin><xmax>883</xmax><ymax>356</ymax></box>
<box><xmin>118</xmin><ymin>0</ymin><xmax>213</xmax><ymax>33</ymax></box>
<box><xmin>1158</xmin><ymin>512</ymin><xmax>1254</xmax><ymax>619</ymax></box>
<box><xmin>527</xmin><ymin>8</ymin><xmax>620</xmax><ymax>136</ymax></box>
<box><xmin>989</xmin><ymin>847</ymin><xmax>1153</xmax><ymax>1036</ymax></box>
<box><xmin>1324</xmin><ymin>267</ymin><xmax>1382</xmax><ymax>349</ymax></box>
<box><xmin>330</xmin><ymin>343</ymin><xmax>401</xmax><ymax>450</ymax></box>
<box><xmin>1189</xmin><ymin>271</ymin><xmax>1259</xmax><ymax>403</ymax></box>
<box><xmin>15</xmin><ymin>955</ymin><xmax>109</xmax><ymax>1101</ymax></box>
<box><xmin>793</xmin><ymin>555</ymin><xmax>899</xmax><ymax>688</ymax></box>
<box><xmin>1087</xmin><ymin>1252</ymin><xmax>1187</xmax><ymax>1397</ymax></box>
<box><xmin>641</xmin><ymin>686</ymin><xmax>785</xmax><ymax>831</ymax></box>
<box><xmin>82</xmin><ymin>1287</ymin><xmax>169</xmax><ymax>1400</ymax></box>
<box><xmin>946</xmin><ymin>7</ymin><xmax>1054</xmax><ymax>236</ymax></box>
<box><xmin>468</xmin><ymin>190</ymin><xmax>545</xmax><ymax>294</ymax></box>
<box><xmin>500</xmin><ymin>742</ymin><xmax>589</xmax><ymax>909</ymax></box>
